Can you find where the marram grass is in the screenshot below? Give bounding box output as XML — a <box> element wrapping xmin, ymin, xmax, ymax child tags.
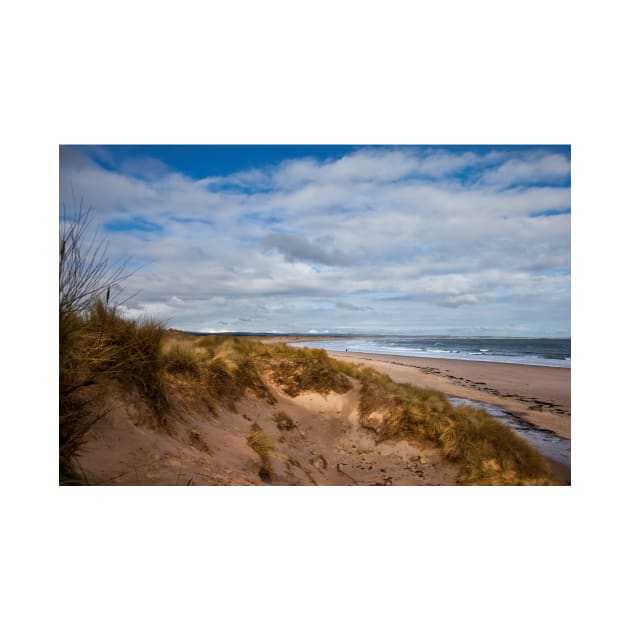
<box><xmin>61</xmin><ymin>326</ymin><xmax>557</xmax><ymax>485</ymax></box>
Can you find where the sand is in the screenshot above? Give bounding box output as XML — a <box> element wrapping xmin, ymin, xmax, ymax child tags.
<box><xmin>77</xmin><ymin>377</ymin><xmax>459</xmax><ymax>486</ymax></box>
<box><xmin>75</xmin><ymin>349</ymin><xmax>570</xmax><ymax>485</ymax></box>
<box><xmin>328</xmin><ymin>351</ymin><xmax>571</xmax><ymax>440</ymax></box>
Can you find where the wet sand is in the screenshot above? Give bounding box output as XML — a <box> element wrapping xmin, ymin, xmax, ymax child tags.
<box><xmin>328</xmin><ymin>351</ymin><xmax>571</xmax><ymax>440</ymax></box>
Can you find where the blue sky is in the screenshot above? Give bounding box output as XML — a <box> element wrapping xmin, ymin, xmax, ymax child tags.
<box><xmin>59</xmin><ymin>145</ymin><xmax>570</xmax><ymax>336</ymax></box>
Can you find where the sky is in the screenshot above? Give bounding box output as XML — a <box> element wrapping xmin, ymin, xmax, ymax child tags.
<box><xmin>59</xmin><ymin>145</ymin><xmax>570</xmax><ymax>336</ymax></box>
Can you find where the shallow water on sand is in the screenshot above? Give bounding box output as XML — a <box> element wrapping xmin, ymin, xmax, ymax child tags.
<box><xmin>448</xmin><ymin>396</ymin><xmax>571</xmax><ymax>483</ymax></box>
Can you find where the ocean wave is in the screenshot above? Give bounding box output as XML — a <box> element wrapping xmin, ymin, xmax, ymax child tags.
<box><xmin>288</xmin><ymin>338</ymin><xmax>570</xmax><ymax>368</ymax></box>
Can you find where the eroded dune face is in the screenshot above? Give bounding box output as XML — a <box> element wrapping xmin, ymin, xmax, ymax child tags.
<box><xmin>68</xmin><ymin>332</ymin><xmax>558</xmax><ymax>486</ymax></box>
<box><xmin>77</xmin><ymin>374</ymin><xmax>458</xmax><ymax>486</ymax></box>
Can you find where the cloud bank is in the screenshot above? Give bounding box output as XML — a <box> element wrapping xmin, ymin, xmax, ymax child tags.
<box><xmin>59</xmin><ymin>146</ymin><xmax>570</xmax><ymax>336</ymax></box>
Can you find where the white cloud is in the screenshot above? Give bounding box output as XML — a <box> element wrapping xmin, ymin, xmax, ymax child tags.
<box><xmin>481</xmin><ymin>152</ymin><xmax>571</xmax><ymax>186</ymax></box>
<box><xmin>59</xmin><ymin>146</ymin><xmax>570</xmax><ymax>334</ymax></box>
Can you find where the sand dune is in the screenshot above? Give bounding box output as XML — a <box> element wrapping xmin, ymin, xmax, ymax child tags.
<box><xmin>73</xmin><ymin>339</ymin><xmax>568</xmax><ymax>486</ymax></box>
<box><xmin>77</xmin><ymin>372</ymin><xmax>459</xmax><ymax>486</ymax></box>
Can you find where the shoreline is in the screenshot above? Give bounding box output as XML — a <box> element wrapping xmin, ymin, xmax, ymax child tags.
<box><xmin>328</xmin><ymin>350</ymin><xmax>571</xmax><ymax>440</ymax></box>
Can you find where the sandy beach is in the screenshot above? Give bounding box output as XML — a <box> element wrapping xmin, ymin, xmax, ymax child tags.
<box><xmin>328</xmin><ymin>351</ymin><xmax>571</xmax><ymax>440</ymax></box>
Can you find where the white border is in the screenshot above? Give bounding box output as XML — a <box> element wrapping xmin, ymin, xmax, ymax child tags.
<box><xmin>4</xmin><ymin>1</ymin><xmax>628</xmax><ymax>629</ymax></box>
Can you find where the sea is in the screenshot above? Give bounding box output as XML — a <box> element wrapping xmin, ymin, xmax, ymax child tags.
<box><xmin>288</xmin><ymin>336</ymin><xmax>571</xmax><ymax>368</ymax></box>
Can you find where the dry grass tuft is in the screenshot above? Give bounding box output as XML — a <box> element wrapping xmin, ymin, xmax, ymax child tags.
<box><xmin>163</xmin><ymin>344</ymin><xmax>200</xmax><ymax>377</ymax></box>
<box><xmin>247</xmin><ymin>422</ymin><xmax>274</xmax><ymax>482</ymax></box>
<box><xmin>438</xmin><ymin>404</ymin><xmax>552</xmax><ymax>485</ymax></box>
<box><xmin>265</xmin><ymin>345</ymin><xmax>352</xmax><ymax>397</ymax></box>
<box><xmin>82</xmin><ymin>301</ymin><xmax>168</xmax><ymax>417</ymax></box>
<box><xmin>272</xmin><ymin>410</ymin><xmax>296</xmax><ymax>430</ymax></box>
<box><xmin>183</xmin><ymin>337</ymin><xmax>275</xmax><ymax>409</ymax></box>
